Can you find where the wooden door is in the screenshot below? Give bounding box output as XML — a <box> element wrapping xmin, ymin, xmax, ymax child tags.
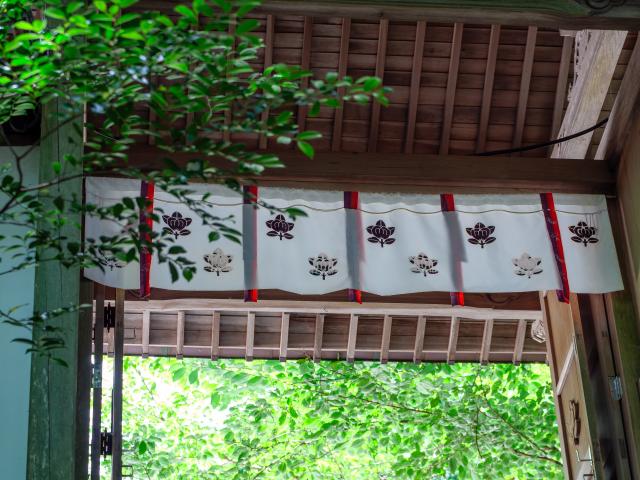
<box><xmin>541</xmin><ymin>291</ymin><xmax>632</xmax><ymax>480</ymax></box>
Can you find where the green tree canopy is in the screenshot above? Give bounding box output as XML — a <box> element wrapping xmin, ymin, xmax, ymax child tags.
<box><xmin>103</xmin><ymin>357</ymin><xmax>562</xmax><ymax>479</ymax></box>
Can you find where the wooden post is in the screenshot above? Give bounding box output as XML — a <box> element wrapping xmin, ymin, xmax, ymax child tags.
<box><xmin>447</xmin><ymin>317</ymin><xmax>459</xmax><ymax>364</ymax></box>
<box><xmin>27</xmin><ymin>98</ymin><xmax>92</xmax><ymax>480</ymax></box>
<box><xmin>480</xmin><ymin>318</ymin><xmax>493</xmax><ymax>365</ymax></box>
<box><xmin>90</xmin><ymin>285</ymin><xmax>105</xmax><ymax>480</ymax></box>
<box><xmin>246</xmin><ymin>312</ymin><xmax>255</xmax><ymax>361</ymax></box>
<box><xmin>413</xmin><ymin>315</ymin><xmax>426</xmax><ymax>364</ymax></box>
<box><xmin>210</xmin><ymin>311</ymin><xmax>220</xmax><ymax>361</ymax></box>
<box><xmin>313</xmin><ymin>314</ymin><xmax>324</xmax><ymax>363</ymax></box>
<box><xmin>380</xmin><ymin>315</ymin><xmax>392</xmax><ymax>364</ymax></box>
<box><xmin>141</xmin><ymin>310</ymin><xmax>150</xmax><ymax>358</ymax></box>
<box><xmin>346</xmin><ymin>314</ymin><xmax>358</xmax><ymax>363</ymax></box>
<box><xmin>176</xmin><ymin>311</ymin><xmax>185</xmax><ymax>359</ymax></box>
<box><xmin>279</xmin><ymin>312</ymin><xmax>289</xmax><ymax>362</ymax></box>
<box><xmin>111</xmin><ymin>289</ymin><xmax>125</xmax><ymax>480</ymax></box>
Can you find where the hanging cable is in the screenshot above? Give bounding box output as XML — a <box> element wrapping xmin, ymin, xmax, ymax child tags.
<box><xmin>475</xmin><ymin>117</ymin><xmax>609</xmax><ymax>157</ymax></box>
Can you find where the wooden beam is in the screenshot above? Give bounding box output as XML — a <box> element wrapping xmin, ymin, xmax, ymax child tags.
<box><xmin>210</xmin><ymin>311</ymin><xmax>220</xmax><ymax>360</ymax></box>
<box><xmin>476</xmin><ymin>25</ymin><xmax>500</xmax><ymax>153</ymax></box>
<box><xmin>258</xmin><ymin>14</ymin><xmax>275</xmax><ymax>149</ymax></box>
<box><xmin>368</xmin><ymin>18</ymin><xmax>388</xmax><ymax>153</ymax></box>
<box><xmin>313</xmin><ymin>313</ymin><xmax>325</xmax><ymax>362</ymax></box>
<box><xmin>90</xmin><ymin>284</ymin><xmax>105</xmax><ymax>480</ymax></box>
<box><xmin>256</xmin><ymin>1</ymin><xmax>640</xmax><ymax>30</ymax></box>
<box><xmin>127</xmin><ymin>148</ymin><xmax>616</xmax><ymax>195</ymax></box>
<box><xmin>447</xmin><ymin>316</ymin><xmax>460</xmax><ymax>364</ymax></box>
<box><xmin>346</xmin><ymin>313</ymin><xmax>358</xmax><ymax>362</ymax></box>
<box><xmin>123</xmin><ymin>299</ymin><xmax>543</xmax><ymax>320</ymax></box>
<box><xmin>279</xmin><ymin>312</ymin><xmax>290</xmax><ymax>361</ymax></box>
<box><xmin>480</xmin><ymin>318</ymin><xmax>493</xmax><ymax>365</ymax></box>
<box><xmin>112</xmin><ymin>288</ymin><xmax>125</xmax><ymax>480</ymax></box>
<box><xmin>596</xmin><ymin>34</ymin><xmax>640</xmax><ymax>165</ymax></box>
<box><xmin>439</xmin><ymin>22</ymin><xmax>463</xmax><ymax>155</ymax></box>
<box><xmin>413</xmin><ymin>315</ymin><xmax>426</xmax><ymax>363</ymax></box>
<box><xmin>512</xmin><ymin>318</ymin><xmax>527</xmax><ymax>365</ymax></box>
<box><xmin>246</xmin><ymin>312</ymin><xmax>255</xmax><ymax>361</ymax></box>
<box><xmin>297</xmin><ymin>16</ymin><xmax>313</xmax><ymax>133</ymax></box>
<box><xmin>380</xmin><ymin>314</ymin><xmax>392</xmax><ymax>364</ymax></box>
<box><xmin>552</xmin><ymin>30</ymin><xmax>627</xmax><ymax>159</ymax></box>
<box><xmin>176</xmin><ymin>310</ymin><xmax>185</xmax><ymax>359</ymax></box>
<box><xmin>404</xmin><ymin>21</ymin><xmax>426</xmax><ymax>154</ymax></box>
<box><xmin>556</xmin><ymin>338</ymin><xmax>576</xmax><ymax>397</ymax></box>
<box><xmin>512</xmin><ymin>26</ymin><xmax>537</xmax><ymax>150</ymax></box>
<box><xmin>141</xmin><ymin>309</ymin><xmax>150</xmax><ymax>358</ymax></box>
<box><xmin>550</xmin><ymin>35</ymin><xmax>573</xmax><ymax>146</ymax></box>
<box><xmin>331</xmin><ymin>17</ymin><xmax>351</xmax><ymax>152</ymax></box>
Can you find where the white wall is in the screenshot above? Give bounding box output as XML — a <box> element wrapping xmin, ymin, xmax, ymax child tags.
<box><xmin>0</xmin><ymin>146</ymin><xmax>39</xmax><ymax>479</ymax></box>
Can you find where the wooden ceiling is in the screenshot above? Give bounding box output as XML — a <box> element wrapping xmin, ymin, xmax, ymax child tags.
<box><xmin>112</xmin><ymin>300</ymin><xmax>547</xmax><ymax>364</ymax></box>
<box><xmin>228</xmin><ymin>13</ymin><xmax>636</xmax><ymax>158</ymax></box>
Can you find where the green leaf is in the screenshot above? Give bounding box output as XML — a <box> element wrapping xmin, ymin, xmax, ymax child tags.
<box><xmin>296</xmin><ymin>141</ymin><xmax>314</xmax><ymax>159</ymax></box>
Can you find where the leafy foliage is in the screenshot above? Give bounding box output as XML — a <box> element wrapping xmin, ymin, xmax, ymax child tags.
<box><xmin>101</xmin><ymin>357</ymin><xmax>563</xmax><ymax>479</ymax></box>
<box><xmin>0</xmin><ymin>0</ymin><xmax>387</xmax><ymax>352</ymax></box>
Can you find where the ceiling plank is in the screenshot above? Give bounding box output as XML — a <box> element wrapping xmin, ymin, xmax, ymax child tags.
<box><xmin>246</xmin><ymin>312</ymin><xmax>255</xmax><ymax>361</ymax></box>
<box><xmin>380</xmin><ymin>314</ymin><xmax>392</xmax><ymax>364</ymax></box>
<box><xmin>331</xmin><ymin>17</ymin><xmax>352</xmax><ymax>152</ymax></box>
<box><xmin>440</xmin><ymin>22</ymin><xmax>464</xmax><ymax>155</ymax></box>
<box><xmin>297</xmin><ymin>16</ymin><xmax>314</xmax><ymax>133</ymax></box>
<box><xmin>313</xmin><ymin>313</ymin><xmax>325</xmax><ymax>362</ymax></box>
<box><xmin>552</xmin><ymin>30</ymin><xmax>627</xmax><ymax>159</ymax></box>
<box><xmin>256</xmin><ymin>1</ymin><xmax>640</xmax><ymax>30</ymax></box>
<box><xmin>413</xmin><ymin>315</ymin><xmax>426</xmax><ymax>363</ymax></box>
<box><xmin>141</xmin><ymin>309</ymin><xmax>150</xmax><ymax>358</ymax></box>
<box><xmin>550</xmin><ymin>35</ymin><xmax>574</xmax><ymax>149</ymax></box>
<box><xmin>447</xmin><ymin>316</ymin><xmax>460</xmax><ymax>364</ymax></box>
<box><xmin>513</xmin><ymin>318</ymin><xmax>527</xmax><ymax>365</ymax></box>
<box><xmin>480</xmin><ymin>318</ymin><xmax>494</xmax><ymax>365</ymax></box>
<box><xmin>347</xmin><ymin>313</ymin><xmax>358</xmax><ymax>362</ymax></box>
<box><xmin>596</xmin><ymin>34</ymin><xmax>640</xmax><ymax>165</ymax></box>
<box><xmin>176</xmin><ymin>310</ymin><xmax>185</xmax><ymax>359</ymax></box>
<box><xmin>279</xmin><ymin>312</ymin><xmax>290</xmax><ymax>362</ymax></box>
<box><xmin>476</xmin><ymin>24</ymin><xmax>500</xmax><ymax>153</ymax></box>
<box><xmin>210</xmin><ymin>311</ymin><xmax>220</xmax><ymax>360</ymax></box>
<box><xmin>258</xmin><ymin>14</ymin><xmax>275</xmax><ymax>150</ymax></box>
<box><xmin>512</xmin><ymin>26</ymin><xmax>538</xmax><ymax>150</ymax></box>
<box><xmin>404</xmin><ymin>21</ymin><xmax>426</xmax><ymax>154</ymax></box>
<box><xmin>368</xmin><ymin>18</ymin><xmax>389</xmax><ymax>153</ymax></box>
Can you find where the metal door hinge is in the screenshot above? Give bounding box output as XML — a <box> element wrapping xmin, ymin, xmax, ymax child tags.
<box><xmin>610</xmin><ymin>376</ymin><xmax>623</xmax><ymax>400</ymax></box>
<box><xmin>100</xmin><ymin>430</ymin><xmax>113</xmax><ymax>457</ymax></box>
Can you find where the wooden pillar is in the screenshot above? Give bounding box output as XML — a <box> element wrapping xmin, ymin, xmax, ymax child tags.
<box><xmin>27</xmin><ymin>98</ymin><xmax>91</xmax><ymax>480</ymax></box>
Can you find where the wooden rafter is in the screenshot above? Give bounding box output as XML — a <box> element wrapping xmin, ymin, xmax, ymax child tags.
<box><xmin>210</xmin><ymin>311</ymin><xmax>220</xmax><ymax>360</ymax></box>
<box><xmin>279</xmin><ymin>312</ymin><xmax>290</xmax><ymax>361</ymax></box>
<box><xmin>368</xmin><ymin>18</ymin><xmax>388</xmax><ymax>153</ymax></box>
<box><xmin>331</xmin><ymin>17</ymin><xmax>351</xmax><ymax>151</ymax></box>
<box><xmin>550</xmin><ymin>35</ymin><xmax>573</xmax><ymax>146</ymax></box>
<box><xmin>512</xmin><ymin>318</ymin><xmax>527</xmax><ymax>365</ymax></box>
<box><xmin>596</xmin><ymin>34</ymin><xmax>640</xmax><ymax>164</ymax></box>
<box><xmin>480</xmin><ymin>318</ymin><xmax>493</xmax><ymax>365</ymax></box>
<box><xmin>476</xmin><ymin>24</ymin><xmax>500</xmax><ymax>153</ymax></box>
<box><xmin>439</xmin><ymin>22</ymin><xmax>463</xmax><ymax>155</ymax></box>
<box><xmin>380</xmin><ymin>314</ymin><xmax>392</xmax><ymax>363</ymax></box>
<box><xmin>258</xmin><ymin>14</ymin><xmax>275</xmax><ymax>149</ymax></box>
<box><xmin>512</xmin><ymin>26</ymin><xmax>537</xmax><ymax>150</ymax></box>
<box><xmin>176</xmin><ymin>310</ymin><xmax>185</xmax><ymax>359</ymax></box>
<box><xmin>313</xmin><ymin>313</ymin><xmax>325</xmax><ymax>362</ymax></box>
<box><xmin>552</xmin><ymin>30</ymin><xmax>627</xmax><ymax>159</ymax></box>
<box><xmin>246</xmin><ymin>312</ymin><xmax>255</xmax><ymax>361</ymax></box>
<box><xmin>296</xmin><ymin>16</ymin><xmax>313</xmax><ymax>133</ymax></box>
<box><xmin>141</xmin><ymin>309</ymin><xmax>150</xmax><ymax>358</ymax></box>
<box><xmin>347</xmin><ymin>313</ymin><xmax>358</xmax><ymax>362</ymax></box>
<box><xmin>404</xmin><ymin>21</ymin><xmax>426</xmax><ymax>154</ymax></box>
<box><xmin>447</xmin><ymin>316</ymin><xmax>460</xmax><ymax>364</ymax></box>
<box><xmin>413</xmin><ymin>315</ymin><xmax>426</xmax><ymax>363</ymax></box>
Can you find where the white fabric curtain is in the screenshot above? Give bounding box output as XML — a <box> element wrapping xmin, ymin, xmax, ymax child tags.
<box><xmin>84</xmin><ymin>178</ymin><xmax>623</xmax><ymax>295</ymax></box>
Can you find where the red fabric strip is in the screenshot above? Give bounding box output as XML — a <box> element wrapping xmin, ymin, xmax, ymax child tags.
<box><xmin>540</xmin><ymin>193</ymin><xmax>570</xmax><ymax>303</ymax></box>
<box><xmin>344</xmin><ymin>191</ymin><xmax>363</xmax><ymax>304</ymax></box>
<box><xmin>440</xmin><ymin>193</ymin><xmax>465</xmax><ymax>307</ymax></box>
<box><xmin>244</xmin><ymin>185</ymin><xmax>259</xmax><ymax>303</ymax></box>
<box><xmin>139</xmin><ymin>180</ymin><xmax>155</xmax><ymax>298</ymax></box>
